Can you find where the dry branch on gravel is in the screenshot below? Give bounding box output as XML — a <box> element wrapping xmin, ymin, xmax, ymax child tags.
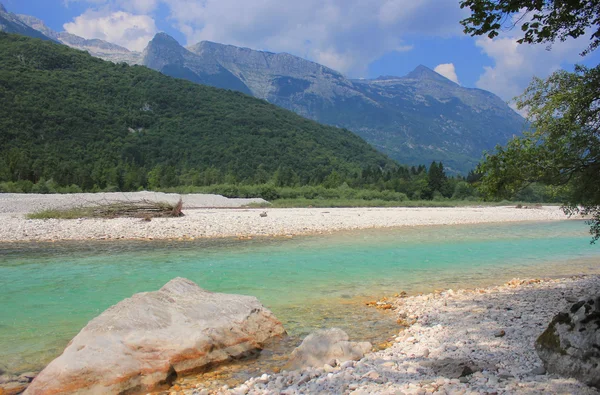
<box><xmin>28</xmin><ymin>199</ymin><xmax>184</xmax><ymax>219</ymax></box>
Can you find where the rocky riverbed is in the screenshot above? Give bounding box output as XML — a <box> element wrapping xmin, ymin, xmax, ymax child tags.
<box><xmin>176</xmin><ymin>275</ymin><xmax>600</xmax><ymax>395</ymax></box>
<box><xmin>0</xmin><ymin>193</ymin><xmax>574</xmax><ymax>242</ymax></box>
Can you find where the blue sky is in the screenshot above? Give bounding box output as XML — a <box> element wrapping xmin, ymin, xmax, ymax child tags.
<box><xmin>6</xmin><ymin>0</ymin><xmax>599</xmax><ymax>105</ymax></box>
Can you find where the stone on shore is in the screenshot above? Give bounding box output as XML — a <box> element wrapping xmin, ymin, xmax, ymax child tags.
<box><xmin>420</xmin><ymin>358</ymin><xmax>482</xmax><ymax>379</ymax></box>
<box><xmin>285</xmin><ymin>328</ymin><xmax>371</xmax><ymax>370</ymax></box>
<box><xmin>535</xmin><ymin>297</ymin><xmax>600</xmax><ymax>388</ymax></box>
<box><xmin>25</xmin><ymin>278</ymin><xmax>286</xmax><ymax>395</ymax></box>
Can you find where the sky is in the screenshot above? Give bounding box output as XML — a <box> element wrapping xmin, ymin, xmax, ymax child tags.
<box><xmin>6</xmin><ymin>0</ymin><xmax>600</xmax><ymax>107</ymax></box>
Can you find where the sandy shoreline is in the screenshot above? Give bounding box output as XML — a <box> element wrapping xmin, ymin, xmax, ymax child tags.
<box><xmin>0</xmin><ymin>193</ymin><xmax>575</xmax><ymax>242</ymax></box>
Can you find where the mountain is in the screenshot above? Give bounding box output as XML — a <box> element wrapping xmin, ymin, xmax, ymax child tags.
<box><xmin>0</xmin><ymin>33</ymin><xmax>392</xmax><ymax>190</ymax></box>
<box><xmin>144</xmin><ymin>35</ymin><xmax>525</xmax><ymax>173</ymax></box>
<box><xmin>142</xmin><ymin>33</ymin><xmax>251</xmax><ymax>94</ymax></box>
<box><xmin>15</xmin><ymin>13</ymin><xmax>141</xmax><ymax>64</ymax></box>
<box><xmin>0</xmin><ymin>4</ymin><xmax>55</xmax><ymax>42</ymax></box>
<box><xmin>348</xmin><ymin>68</ymin><xmax>525</xmax><ymax>172</ymax></box>
<box><xmin>12</xmin><ymin>5</ymin><xmax>526</xmax><ymax>173</ymax></box>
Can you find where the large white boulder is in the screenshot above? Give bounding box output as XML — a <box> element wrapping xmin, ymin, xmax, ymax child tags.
<box><xmin>25</xmin><ymin>278</ymin><xmax>286</xmax><ymax>394</ymax></box>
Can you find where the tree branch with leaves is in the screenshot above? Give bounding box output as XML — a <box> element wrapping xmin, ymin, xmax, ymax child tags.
<box><xmin>460</xmin><ymin>0</ymin><xmax>600</xmax><ymax>55</ymax></box>
<box><xmin>461</xmin><ymin>0</ymin><xmax>600</xmax><ymax>241</ymax></box>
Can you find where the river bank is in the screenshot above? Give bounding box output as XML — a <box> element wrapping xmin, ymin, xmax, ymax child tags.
<box><xmin>0</xmin><ymin>193</ymin><xmax>572</xmax><ymax>242</ymax></box>
<box><xmin>184</xmin><ymin>275</ymin><xmax>600</xmax><ymax>395</ymax></box>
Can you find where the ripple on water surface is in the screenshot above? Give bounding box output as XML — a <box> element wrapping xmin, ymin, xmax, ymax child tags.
<box><xmin>0</xmin><ymin>220</ymin><xmax>599</xmax><ymax>377</ymax></box>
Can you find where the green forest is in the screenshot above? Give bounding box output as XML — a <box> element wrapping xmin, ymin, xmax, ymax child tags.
<box><xmin>0</xmin><ymin>33</ymin><xmax>559</xmax><ymax>203</ymax></box>
<box><xmin>0</xmin><ymin>34</ymin><xmax>389</xmax><ymax>187</ymax></box>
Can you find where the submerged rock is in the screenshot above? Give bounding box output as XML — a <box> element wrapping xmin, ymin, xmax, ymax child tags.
<box><xmin>25</xmin><ymin>277</ymin><xmax>286</xmax><ymax>395</ymax></box>
<box><xmin>285</xmin><ymin>328</ymin><xmax>371</xmax><ymax>370</ymax></box>
<box><xmin>535</xmin><ymin>297</ymin><xmax>600</xmax><ymax>388</ymax></box>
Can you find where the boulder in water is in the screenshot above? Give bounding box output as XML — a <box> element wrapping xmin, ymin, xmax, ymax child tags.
<box><xmin>535</xmin><ymin>297</ymin><xmax>600</xmax><ymax>388</ymax></box>
<box><xmin>25</xmin><ymin>278</ymin><xmax>286</xmax><ymax>395</ymax></box>
<box><xmin>285</xmin><ymin>328</ymin><xmax>371</xmax><ymax>370</ymax></box>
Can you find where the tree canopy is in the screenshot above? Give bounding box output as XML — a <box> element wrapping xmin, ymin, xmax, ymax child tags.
<box><xmin>460</xmin><ymin>0</ymin><xmax>600</xmax><ymax>55</ymax></box>
<box><xmin>0</xmin><ymin>33</ymin><xmax>394</xmax><ymax>191</ymax></box>
<box><xmin>461</xmin><ymin>0</ymin><xmax>600</xmax><ymax>240</ymax></box>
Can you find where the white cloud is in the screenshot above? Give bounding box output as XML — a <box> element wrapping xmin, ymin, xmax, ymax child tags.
<box><xmin>434</xmin><ymin>63</ymin><xmax>460</xmax><ymax>84</ymax></box>
<box><xmin>62</xmin><ymin>0</ymin><xmax>469</xmax><ymax>76</ymax></box>
<box><xmin>475</xmin><ymin>34</ymin><xmax>588</xmax><ymax>102</ymax></box>
<box><xmin>64</xmin><ymin>10</ymin><xmax>157</xmax><ymax>51</ymax></box>
<box><xmin>160</xmin><ymin>0</ymin><xmax>468</xmax><ymax>76</ymax></box>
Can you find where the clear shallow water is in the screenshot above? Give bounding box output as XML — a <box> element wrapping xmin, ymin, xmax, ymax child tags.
<box><xmin>1</xmin><ymin>220</ymin><xmax>599</xmax><ymax>374</ymax></box>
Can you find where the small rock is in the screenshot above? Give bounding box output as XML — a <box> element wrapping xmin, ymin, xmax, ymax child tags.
<box><xmin>530</xmin><ymin>366</ymin><xmax>546</xmax><ymax>375</ymax></box>
<box><xmin>494</xmin><ymin>330</ymin><xmax>506</xmax><ymax>338</ymax></box>
<box><xmin>0</xmin><ymin>382</ymin><xmax>28</xmax><ymax>395</ymax></box>
<box><xmin>17</xmin><ymin>372</ymin><xmax>36</xmax><ymax>383</ymax></box>
<box><xmin>257</xmin><ymin>373</ymin><xmax>269</xmax><ymax>383</ymax></box>
<box><xmin>565</xmin><ymin>296</ymin><xmax>579</xmax><ymax>303</ymax></box>
<box><xmin>296</xmin><ymin>374</ymin><xmax>310</xmax><ymax>385</ymax></box>
<box><xmin>421</xmin><ymin>348</ymin><xmax>430</xmax><ymax>358</ymax></box>
<box><xmin>285</xmin><ymin>328</ymin><xmax>371</xmax><ymax>370</ymax></box>
<box><xmin>259</xmin><ymin>211</ymin><xmax>267</xmax><ymax>217</ymax></box>
<box><xmin>0</xmin><ymin>377</ymin><xmax>17</xmax><ymax>385</ymax></box>
<box><xmin>362</xmin><ymin>370</ymin><xmax>380</xmax><ymax>380</ymax></box>
<box><xmin>341</xmin><ymin>360</ymin><xmax>355</xmax><ymax>369</ymax></box>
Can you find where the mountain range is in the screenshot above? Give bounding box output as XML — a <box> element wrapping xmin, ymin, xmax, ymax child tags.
<box><xmin>1</xmin><ymin>3</ymin><xmax>527</xmax><ymax>173</ymax></box>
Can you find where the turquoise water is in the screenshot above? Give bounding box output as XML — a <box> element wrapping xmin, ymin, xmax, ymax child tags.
<box><xmin>1</xmin><ymin>220</ymin><xmax>599</xmax><ymax>374</ymax></box>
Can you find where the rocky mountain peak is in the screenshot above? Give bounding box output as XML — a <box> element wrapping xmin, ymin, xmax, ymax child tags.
<box><xmin>405</xmin><ymin>65</ymin><xmax>453</xmax><ymax>84</ymax></box>
<box><xmin>0</xmin><ymin>3</ymin><xmax>6</xmax><ymax>13</ymax></box>
<box><xmin>150</xmin><ymin>32</ymin><xmax>180</xmax><ymax>47</ymax></box>
<box><xmin>143</xmin><ymin>32</ymin><xmax>187</xmax><ymax>70</ymax></box>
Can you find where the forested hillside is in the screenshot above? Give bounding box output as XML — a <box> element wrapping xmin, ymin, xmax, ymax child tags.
<box><xmin>0</xmin><ymin>34</ymin><xmax>393</xmax><ymax>191</ymax></box>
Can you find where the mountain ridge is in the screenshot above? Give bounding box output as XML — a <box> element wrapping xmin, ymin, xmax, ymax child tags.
<box><xmin>145</xmin><ymin>33</ymin><xmax>526</xmax><ymax>173</ymax></box>
<box><xmin>8</xmin><ymin>3</ymin><xmax>527</xmax><ymax>173</ymax></box>
<box><xmin>13</xmin><ymin>11</ymin><xmax>142</xmax><ymax>64</ymax></box>
<box><xmin>0</xmin><ymin>4</ymin><xmax>56</xmax><ymax>42</ymax></box>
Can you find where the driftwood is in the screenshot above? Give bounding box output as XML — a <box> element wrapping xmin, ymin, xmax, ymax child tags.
<box><xmin>28</xmin><ymin>199</ymin><xmax>184</xmax><ymax>220</ymax></box>
<box><xmin>87</xmin><ymin>199</ymin><xmax>184</xmax><ymax>218</ymax></box>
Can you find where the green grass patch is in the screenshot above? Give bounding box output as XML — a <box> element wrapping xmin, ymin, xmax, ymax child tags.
<box><xmin>28</xmin><ymin>207</ymin><xmax>95</xmax><ymax>219</ymax></box>
<box><xmin>245</xmin><ymin>198</ymin><xmax>511</xmax><ymax>208</ymax></box>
